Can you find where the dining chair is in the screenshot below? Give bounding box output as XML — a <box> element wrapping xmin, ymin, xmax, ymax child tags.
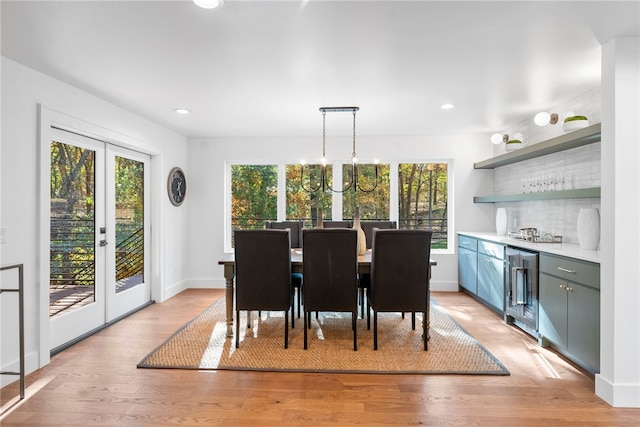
<box><xmin>264</xmin><ymin>220</ymin><xmax>304</xmax><ymax>324</ymax></box>
<box><xmin>357</xmin><ymin>221</ymin><xmax>397</xmax><ymax>322</ymax></box>
<box><xmin>369</xmin><ymin>229</ymin><xmax>432</xmax><ymax>350</ymax></box>
<box><xmin>322</xmin><ymin>220</ymin><xmax>353</xmax><ymax>228</ymax></box>
<box><xmin>234</xmin><ymin>229</ymin><xmax>293</xmax><ymax>349</ymax></box>
<box><xmin>302</xmin><ymin>228</ymin><xmax>359</xmax><ymax>350</ymax></box>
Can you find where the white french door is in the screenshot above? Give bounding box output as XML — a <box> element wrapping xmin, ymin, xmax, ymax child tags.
<box><xmin>49</xmin><ymin>128</ymin><xmax>151</xmax><ymax>350</ymax></box>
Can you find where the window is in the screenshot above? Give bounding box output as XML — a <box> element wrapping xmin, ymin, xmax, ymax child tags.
<box><xmin>286</xmin><ymin>163</ymin><xmax>332</xmax><ymax>227</ymax></box>
<box><xmin>342</xmin><ymin>163</ymin><xmax>390</xmax><ymax>220</ymax></box>
<box><xmin>228</xmin><ymin>161</ymin><xmax>450</xmax><ymax>252</ymax></box>
<box><xmin>398</xmin><ymin>162</ymin><xmax>448</xmax><ymax>249</ymax></box>
<box><xmin>231</xmin><ymin>164</ymin><xmax>277</xmax><ymax>231</ymax></box>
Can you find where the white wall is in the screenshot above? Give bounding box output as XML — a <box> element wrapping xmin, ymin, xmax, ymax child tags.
<box><xmin>0</xmin><ymin>57</ymin><xmax>189</xmax><ymax>382</ymax></box>
<box><xmin>186</xmin><ymin>133</ymin><xmax>495</xmax><ymax>292</ymax></box>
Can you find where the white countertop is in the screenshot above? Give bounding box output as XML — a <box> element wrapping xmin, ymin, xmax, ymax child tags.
<box><xmin>458</xmin><ymin>231</ymin><xmax>601</xmax><ymax>264</ymax></box>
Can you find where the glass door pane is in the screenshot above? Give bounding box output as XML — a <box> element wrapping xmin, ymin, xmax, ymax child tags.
<box><xmin>49</xmin><ymin>141</ymin><xmax>97</xmax><ymax>317</ymax></box>
<box><xmin>114</xmin><ymin>156</ymin><xmax>144</xmax><ymax>294</ymax></box>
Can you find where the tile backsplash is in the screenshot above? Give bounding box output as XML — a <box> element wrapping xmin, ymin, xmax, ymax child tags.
<box><xmin>489</xmin><ymin>87</ymin><xmax>601</xmax><ymax>247</ymax></box>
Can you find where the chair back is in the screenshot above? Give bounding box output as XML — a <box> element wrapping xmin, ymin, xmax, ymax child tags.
<box><xmin>302</xmin><ymin>228</ymin><xmax>358</xmax><ymax>312</ymax></box>
<box><xmin>322</xmin><ymin>220</ymin><xmax>353</xmax><ymax>229</ymax></box>
<box><xmin>234</xmin><ymin>229</ymin><xmax>292</xmax><ymax>311</ymax></box>
<box><xmin>370</xmin><ymin>229</ymin><xmax>432</xmax><ymax>312</ymax></box>
<box><xmin>360</xmin><ymin>221</ymin><xmax>397</xmax><ymax>249</ymax></box>
<box><xmin>265</xmin><ymin>220</ymin><xmax>303</xmax><ymax>248</ymax></box>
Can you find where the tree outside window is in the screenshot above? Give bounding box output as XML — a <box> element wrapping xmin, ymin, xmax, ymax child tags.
<box><xmin>231</xmin><ymin>165</ymin><xmax>277</xmax><ymax>231</ymax></box>
<box><xmin>398</xmin><ymin>162</ymin><xmax>448</xmax><ymax>249</ymax></box>
<box><xmin>286</xmin><ymin>164</ymin><xmax>333</xmax><ymax>227</ymax></box>
<box><xmin>342</xmin><ymin>163</ymin><xmax>390</xmax><ymax>220</ymax></box>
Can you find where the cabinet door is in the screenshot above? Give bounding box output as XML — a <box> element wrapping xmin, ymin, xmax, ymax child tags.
<box><xmin>568</xmin><ymin>283</ymin><xmax>600</xmax><ymax>370</ymax></box>
<box><xmin>477</xmin><ymin>253</ymin><xmax>505</xmax><ymax>311</ymax></box>
<box><xmin>539</xmin><ymin>273</ymin><xmax>568</xmax><ymax>348</ymax></box>
<box><xmin>458</xmin><ymin>247</ymin><xmax>477</xmax><ymax>294</ymax></box>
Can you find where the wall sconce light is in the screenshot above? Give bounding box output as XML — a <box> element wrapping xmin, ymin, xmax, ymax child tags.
<box><xmin>534</xmin><ymin>112</ymin><xmax>559</xmax><ymax>126</ymax></box>
<box><xmin>491</xmin><ymin>133</ymin><xmax>509</xmax><ymax>145</ymax></box>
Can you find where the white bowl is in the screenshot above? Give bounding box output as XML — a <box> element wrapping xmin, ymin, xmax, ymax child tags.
<box><xmin>563</xmin><ymin>119</ymin><xmax>589</xmax><ymax>132</ymax></box>
<box><xmin>504</xmin><ymin>142</ymin><xmax>522</xmax><ymax>152</ymax></box>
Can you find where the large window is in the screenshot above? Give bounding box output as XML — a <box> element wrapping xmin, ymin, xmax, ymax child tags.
<box><xmin>398</xmin><ymin>163</ymin><xmax>448</xmax><ymax>249</ymax></box>
<box><xmin>231</xmin><ymin>164</ymin><xmax>277</xmax><ymax>230</ymax></box>
<box><xmin>228</xmin><ymin>161</ymin><xmax>450</xmax><ymax>251</ymax></box>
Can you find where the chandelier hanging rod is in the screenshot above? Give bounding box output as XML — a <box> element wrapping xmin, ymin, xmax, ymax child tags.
<box><xmin>319</xmin><ymin>106</ymin><xmax>359</xmax><ymax>113</ymax></box>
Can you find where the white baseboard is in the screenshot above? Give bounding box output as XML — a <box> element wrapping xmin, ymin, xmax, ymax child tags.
<box><xmin>596</xmin><ymin>374</ymin><xmax>640</xmax><ymax>408</ymax></box>
<box><xmin>0</xmin><ymin>350</ymin><xmax>40</xmax><ymax>388</ymax></box>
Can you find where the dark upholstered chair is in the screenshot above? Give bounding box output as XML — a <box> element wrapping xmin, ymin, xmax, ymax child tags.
<box><xmin>357</xmin><ymin>221</ymin><xmax>397</xmax><ymax>322</ymax></box>
<box><xmin>369</xmin><ymin>229</ymin><xmax>432</xmax><ymax>350</ymax></box>
<box><xmin>302</xmin><ymin>228</ymin><xmax>359</xmax><ymax>350</ymax></box>
<box><xmin>264</xmin><ymin>221</ymin><xmax>304</xmax><ymax>323</ymax></box>
<box><xmin>234</xmin><ymin>229</ymin><xmax>293</xmax><ymax>349</ymax></box>
<box><xmin>360</xmin><ymin>221</ymin><xmax>397</xmax><ymax>249</ymax></box>
<box><xmin>322</xmin><ymin>220</ymin><xmax>353</xmax><ymax>228</ymax></box>
<box><xmin>264</xmin><ymin>221</ymin><xmax>303</xmax><ymax>248</ymax></box>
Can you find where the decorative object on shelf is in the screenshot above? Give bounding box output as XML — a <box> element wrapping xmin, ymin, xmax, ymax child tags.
<box><xmin>495</xmin><ymin>208</ymin><xmax>508</xmax><ymax>236</ymax></box>
<box><xmin>299</xmin><ymin>106</ymin><xmax>379</xmax><ymax>193</ymax></box>
<box><xmin>563</xmin><ymin>115</ymin><xmax>589</xmax><ymax>132</ymax></box>
<box><xmin>167</xmin><ymin>167</ymin><xmax>186</xmax><ymax>206</ymax></box>
<box><xmin>315</xmin><ymin>208</ymin><xmax>324</xmax><ymax>228</ymax></box>
<box><xmin>534</xmin><ymin>112</ymin><xmax>559</xmax><ymax>126</ymax></box>
<box><xmin>504</xmin><ymin>139</ymin><xmax>523</xmax><ymax>152</ymax></box>
<box><xmin>577</xmin><ymin>208</ymin><xmax>600</xmax><ymax>250</ymax></box>
<box><xmin>353</xmin><ymin>207</ymin><xmax>367</xmax><ymax>255</ymax></box>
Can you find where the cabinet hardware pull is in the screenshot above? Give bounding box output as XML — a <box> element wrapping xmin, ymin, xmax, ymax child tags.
<box><xmin>557</xmin><ymin>267</ymin><xmax>576</xmax><ymax>274</ymax></box>
<box><xmin>560</xmin><ymin>284</ymin><xmax>566</xmax><ymax>289</ymax></box>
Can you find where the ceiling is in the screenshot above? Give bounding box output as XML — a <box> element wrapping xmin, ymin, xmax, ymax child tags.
<box><xmin>2</xmin><ymin>0</ymin><xmax>639</xmax><ymax>139</ymax></box>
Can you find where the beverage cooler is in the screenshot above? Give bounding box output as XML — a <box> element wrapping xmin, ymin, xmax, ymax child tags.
<box><xmin>505</xmin><ymin>247</ymin><xmax>539</xmax><ymax>338</ymax></box>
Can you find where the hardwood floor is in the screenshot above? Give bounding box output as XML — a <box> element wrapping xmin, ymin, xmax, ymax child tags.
<box><xmin>2</xmin><ymin>289</ymin><xmax>639</xmax><ymax>426</ymax></box>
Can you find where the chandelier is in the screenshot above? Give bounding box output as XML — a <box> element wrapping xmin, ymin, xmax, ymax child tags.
<box><xmin>300</xmin><ymin>106</ymin><xmax>379</xmax><ymax>193</ymax></box>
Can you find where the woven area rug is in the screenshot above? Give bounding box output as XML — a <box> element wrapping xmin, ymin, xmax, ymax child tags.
<box><xmin>137</xmin><ymin>298</ymin><xmax>509</xmax><ymax>375</ymax></box>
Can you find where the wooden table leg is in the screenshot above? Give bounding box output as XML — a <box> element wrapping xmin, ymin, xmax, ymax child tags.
<box><xmin>223</xmin><ymin>263</ymin><xmax>235</xmax><ymax>337</ymax></box>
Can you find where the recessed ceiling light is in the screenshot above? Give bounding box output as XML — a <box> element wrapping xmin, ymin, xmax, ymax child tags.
<box><xmin>174</xmin><ymin>108</ymin><xmax>191</xmax><ymax>115</ymax></box>
<box><xmin>441</xmin><ymin>103</ymin><xmax>455</xmax><ymax>110</ymax></box>
<box><xmin>193</xmin><ymin>0</ymin><xmax>224</xmax><ymax>9</ymax></box>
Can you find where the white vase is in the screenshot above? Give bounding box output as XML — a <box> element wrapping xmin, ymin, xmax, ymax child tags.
<box><xmin>577</xmin><ymin>208</ymin><xmax>600</xmax><ymax>250</ymax></box>
<box><xmin>496</xmin><ymin>208</ymin><xmax>508</xmax><ymax>236</ymax></box>
<box><xmin>353</xmin><ymin>207</ymin><xmax>367</xmax><ymax>255</ymax></box>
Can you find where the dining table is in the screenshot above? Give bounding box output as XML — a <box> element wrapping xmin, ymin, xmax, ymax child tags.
<box><xmin>218</xmin><ymin>249</ymin><xmax>437</xmax><ymax>337</ymax></box>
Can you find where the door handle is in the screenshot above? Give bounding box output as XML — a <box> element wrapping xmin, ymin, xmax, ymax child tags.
<box><xmin>99</xmin><ymin>240</ymin><xmax>108</xmax><ymax>247</ymax></box>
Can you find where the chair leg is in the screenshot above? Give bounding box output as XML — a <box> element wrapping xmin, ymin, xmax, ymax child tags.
<box><xmin>411</xmin><ymin>312</ymin><xmax>416</xmax><ymax>330</ymax></box>
<box><xmin>291</xmin><ymin>299</ymin><xmax>295</xmax><ymax>329</ymax></box>
<box><xmin>235</xmin><ymin>310</ymin><xmax>240</xmax><ymax>349</ymax></box>
<box><xmin>423</xmin><ymin>311</ymin><xmax>428</xmax><ymax>351</ymax></box>
<box><xmin>285</xmin><ymin>311</ymin><xmax>289</xmax><ymax>349</ymax></box>
<box><xmin>373</xmin><ymin>311</ymin><xmax>378</xmax><ymax>350</ymax></box>
<box><xmin>247</xmin><ymin>311</ymin><xmax>252</xmax><ymax>328</ymax></box>
<box><xmin>303</xmin><ymin>310</ymin><xmax>308</xmax><ymax>350</ymax></box>
<box><xmin>366</xmin><ymin>289</ymin><xmax>371</xmax><ymax>330</ymax></box>
<box><xmin>352</xmin><ymin>312</ymin><xmax>357</xmax><ymax>351</ymax></box>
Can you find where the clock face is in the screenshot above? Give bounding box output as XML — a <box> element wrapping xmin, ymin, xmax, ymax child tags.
<box><xmin>168</xmin><ymin>167</ymin><xmax>186</xmax><ymax>206</ymax></box>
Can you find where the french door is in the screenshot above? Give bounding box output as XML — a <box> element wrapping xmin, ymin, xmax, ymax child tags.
<box><xmin>49</xmin><ymin>128</ymin><xmax>151</xmax><ymax>350</ymax></box>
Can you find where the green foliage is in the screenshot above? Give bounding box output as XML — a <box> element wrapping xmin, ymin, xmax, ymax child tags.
<box><xmin>231</xmin><ymin>165</ymin><xmax>278</xmax><ymax>229</ymax></box>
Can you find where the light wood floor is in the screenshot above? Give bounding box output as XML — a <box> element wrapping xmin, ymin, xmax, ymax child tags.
<box><xmin>2</xmin><ymin>289</ymin><xmax>639</xmax><ymax>426</ymax></box>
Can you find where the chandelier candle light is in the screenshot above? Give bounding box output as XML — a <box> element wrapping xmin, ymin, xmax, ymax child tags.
<box><xmin>300</xmin><ymin>107</ymin><xmax>379</xmax><ymax>193</ymax></box>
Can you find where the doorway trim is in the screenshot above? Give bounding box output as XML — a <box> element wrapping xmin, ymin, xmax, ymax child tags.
<box><xmin>37</xmin><ymin>105</ymin><xmax>164</xmax><ymax>368</ymax></box>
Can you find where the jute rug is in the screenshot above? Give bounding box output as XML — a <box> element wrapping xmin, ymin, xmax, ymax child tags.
<box><xmin>137</xmin><ymin>298</ymin><xmax>509</xmax><ymax>375</ymax></box>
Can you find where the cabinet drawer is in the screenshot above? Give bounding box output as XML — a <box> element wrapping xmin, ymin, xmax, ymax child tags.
<box><xmin>458</xmin><ymin>235</ymin><xmax>477</xmax><ymax>251</ymax></box>
<box><xmin>478</xmin><ymin>240</ymin><xmax>505</xmax><ymax>260</ymax></box>
<box><xmin>540</xmin><ymin>253</ymin><xmax>600</xmax><ymax>289</ymax></box>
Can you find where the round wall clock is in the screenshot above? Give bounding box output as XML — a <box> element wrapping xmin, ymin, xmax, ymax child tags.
<box><xmin>167</xmin><ymin>167</ymin><xmax>187</xmax><ymax>206</ymax></box>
